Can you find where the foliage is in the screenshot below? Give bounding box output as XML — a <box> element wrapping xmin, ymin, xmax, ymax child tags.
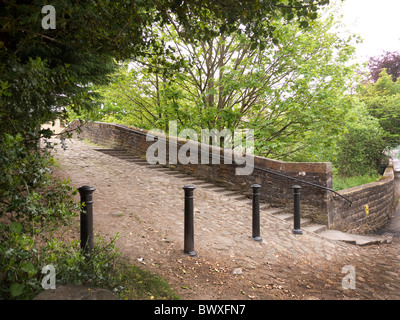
<box><xmin>0</xmin><ymin>0</ymin><xmax>335</xmax><ymax>142</ymax></box>
<box><xmin>0</xmin><ymin>0</ymin><xmax>335</xmax><ymax>151</ymax></box>
<box><xmin>359</xmin><ymin>69</ymin><xmax>400</xmax><ymax>147</ymax></box>
<box><xmin>118</xmin><ymin>260</ymin><xmax>180</xmax><ymax>300</ymax></box>
<box><xmin>334</xmin><ymin>67</ymin><xmax>400</xmax><ymax>179</ymax></box>
<box><xmin>1</xmin><ymin>231</ymin><xmax>113</xmax><ymax>299</ymax></box>
<box><xmin>332</xmin><ymin>171</ymin><xmax>380</xmax><ymax>191</ymax></box>
<box><xmin>334</xmin><ymin>104</ymin><xmax>388</xmax><ymax>177</ymax></box>
<box><xmin>154</xmin><ymin>0</ymin><xmax>330</xmax><ymax>46</ymax></box>
<box><xmin>0</xmin><ymin>134</ymin><xmax>77</xmax><ymax>299</ymax></box>
<box><xmin>1</xmin><ymin>227</ymin><xmax>179</xmax><ymax>300</ymax></box>
<box><xmin>368</xmin><ymin>51</ymin><xmax>400</xmax><ymax>83</ymax></box>
<box><xmin>94</xmin><ymin>6</ymin><xmax>359</xmax><ymax>162</ymax></box>
<box><xmin>0</xmin><ymin>135</ymin><xmax>78</xmax><ymax>227</ymax></box>
<box><xmin>245</xmin><ymin>14</ymin><xmax>359</xmax><ymax>160</ymax></box>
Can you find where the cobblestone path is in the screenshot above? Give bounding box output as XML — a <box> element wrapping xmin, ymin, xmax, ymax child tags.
<box><xmin>52</xmin><ymin>138</ymin><xmax>400</xmax><ymax>300</ymax></box>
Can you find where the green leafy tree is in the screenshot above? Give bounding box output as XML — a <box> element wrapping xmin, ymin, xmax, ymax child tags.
<box><xmin>95</xmin><ymin>6</ymin><xmax>359</xmax><ymax>161</ymax></box>
<box><xmin>334</xmin><ymin>104</ymin><xmax>388</xmax><ymax>177</ymax></box>
<box><xmin>359</xmin><ymin>69</ymin><xmax>400</xmax><ymax>147</ymax></box>
<box><xmin>1</xmin><ymin>0</ymin><xmax>332</xmax><ymax>140</ymax></box>
<box><xmin>92</xmin><ymin>63</ymin><xmax>193</xmax><ymax>132</ymax></box>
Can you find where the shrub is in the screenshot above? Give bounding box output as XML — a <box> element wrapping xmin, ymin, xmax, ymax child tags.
<box><xmin>0</xmin><ymin>134</ymin><xmax>79</xmax><ymax>299</ymax></box>
<box><xmin>334</xmin><ymin>107</ymin><xmax>387</xmax><ymax>177</ymax></box>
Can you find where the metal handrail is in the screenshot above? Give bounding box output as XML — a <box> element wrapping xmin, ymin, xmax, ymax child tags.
<box><xmin>251</xmin><ymin>164</ymin><xmax>352</xmax><ymax>206</ymax></box>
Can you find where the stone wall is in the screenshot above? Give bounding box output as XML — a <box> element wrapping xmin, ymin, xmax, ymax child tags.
<box><xmin>66</xmin><ymin>121</ymin><xmax>332</xmax><ymax>224</ymax></box>
<box><xmin>328</xmin><ymin>163</ymin><xmax>395</xmax><ymax>234</ymax></box>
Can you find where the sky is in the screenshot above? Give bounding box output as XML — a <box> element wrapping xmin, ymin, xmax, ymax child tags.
<box><xmin>338</xmin><ymin>0</ymin><xmax>400</xmax><ymax>63</ymax></box>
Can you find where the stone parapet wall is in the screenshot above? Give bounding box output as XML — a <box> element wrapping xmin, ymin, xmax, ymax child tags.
<box><xmin>329</xmin><ymin>163</ymin><xmax>395</xmax><ymax>234</ymax></box>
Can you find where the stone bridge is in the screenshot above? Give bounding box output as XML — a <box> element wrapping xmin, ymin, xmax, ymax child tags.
<box><xmin>66</xmin><ymin>121</ymin><xmax>396</xmax><ymax>235</ymax></box>
<box><xmin>51</xmin><ymin>137</ymin><xmax>400</xmax><ymax>300</ymax></box>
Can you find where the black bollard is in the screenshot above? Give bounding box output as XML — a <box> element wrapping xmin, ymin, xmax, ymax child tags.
<box><xmin>292</xmin><ymin>185</ymin><xmax>303</xmax><ymax>235</ymax></box>
<box><xmin>251</xmin><ymin>184</ymin><xmax>262</xmax><ymax>242</ymax></box>
<box><xmin>183</xmin><ymin>185</ymin><xmax>197</xmax><ymax>257</ymax></box>
<box><xmin>78</xmin><ymin>185</ymin><xmax>96</xmax><ymax>256</ymax></box>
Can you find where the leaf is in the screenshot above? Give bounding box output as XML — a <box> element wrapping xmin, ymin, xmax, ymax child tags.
<box><xmin>21</xmin><ymin>262</ymin><xmax>37</xmax><ymax>276</ymax></box>
<box><xmin>299</xmin><ymin>21</ymin><xmax>309</xmax><ymax>28</ymax></box>
<box><xmin>250</xmin><ymin>42</ymin><xmax>258</xmax><ymax>51</ymax></box>
<box><xmin>10</xmin><ymin>283</ymin><xmax>25</xmax><ymax>297</ymax></box>
<box><xmin>11</xmin><ymin>222</ymin><xmax>22</xmax><ymax>233</ymax></box>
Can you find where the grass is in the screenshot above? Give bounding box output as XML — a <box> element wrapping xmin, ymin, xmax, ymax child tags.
<box><xmin>113</xmin><ymin>257</ymin><xmax>181</xmax><ymax>300</ymax></box>
<box><xmin>332</xmin><ymin>172</ymin><xmax>380</xmax><ymax>191</ymax></box>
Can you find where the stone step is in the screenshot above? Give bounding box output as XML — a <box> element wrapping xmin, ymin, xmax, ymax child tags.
<box><xmin>213</xmin><ymin>187</ymin><xmax>233</xmax><ymax>192</ymax></box>
<box><xmin>317</xmin><ymin>229</ymin><xmax>392</xmax><ymax>245</ymax></box>
<box><xmin>300</xmin><ymin>218</ymin><xmax>312</xmax><ymax>227</ymax></box>
<box><xmin>260</xmin><ymin>206</ymin><xmax>327</xmax><ymax>233</ymax></box>
<box><xmin>146</xmin><ymin>164</ymin><xmax>166</xmax><ymax>169</ymax></box>
<box><xmin>154</xmin><ymin>167</ymin><xmax>172</xmax><ymax>171</ymax></box>
<box><xmin>262</xmin><ymin>207</ymin><xmax>285</xmax><ymax>215</ymax></box>
<box><xmin>180</xmin><ymin>175</ymin><xmax>199</xmax><ymax>180</ymax></box>
<box><xmin>232</xmin><ymin>195</ymin><xmax>250</xmax><ymax>201</ymax></box>
<box><xmin>180</xmin><ymin>179</ymin><xmax>210</xmax><ymax>185</ymax></box>
<box><xmin>302</xmin><ymin>224</ymin><xmax>327</xmax><ymax>234</ymax></box>
<box><xmin>213</xmin><ymin>190</ymin><xmax>239</xmax><ymax>197</ymax></box>
<box><xmin>273</xmin><ymin>213</ymin><xmax>312</xmax><ymax>227</ymax></box>
<box><xmin>162</xmin><ymin>170</ymin><xmax>188</xmax><ymax>177</ymax></box>
<box><xmin>202</xmin><ymin>185</ymin><xmax>226</xmax><ymax>191</ymax></box>
<box><xmin>194</xmin><ymin>182</ymin><xmax>215</xmax><ymax>187</ymax></box>
<box><xmin>126</xmin><ymin>158</ymin><xmax>148</xmax><ymax>163</ymax></box>
<box><xmin>179</xmin><ymin>176</ymin><xmax>209</xmax><ymax>183</ymax></box>
<box><xmin>274</xmin><ymin>213</ymin><xmax>293</xmax><ymax>221</ymax></box>
<box><xmin>99</xmin><ymin>151</ymin><xmax>130</xmax><ymax>156</ymax></box>
<box><xmin>94</xmin><ymin>148</ymin><xmax>126</xmax><ymax>152</ymax></box>
<box><xmin>114</xmin><ymin>155</ymin><xmax>138</xmax><ymax>159</ymax></box>
<box><xmin>170</xmin><ymin>173</ymin><xmax>190</xmax><ymax>179</ymax></box>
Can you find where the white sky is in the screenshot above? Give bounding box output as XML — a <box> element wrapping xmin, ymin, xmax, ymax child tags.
<box><xmin>337</xmin><ymin>0</ymin><xmax>400</xmax><ymax>63</ymax></box>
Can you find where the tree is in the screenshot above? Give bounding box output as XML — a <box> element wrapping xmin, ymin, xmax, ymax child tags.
<box><xmin>359</xmin><ymin>69</ymin><xmax>400</xmax><ymax>147</ymax></box>
<box><xmin>91</xmin><ymin>64</ymin><xmax>193</xmax><ymax>132</ymax></box>
<box><xmin>1</xmin><ymin>0</ymin><xmax>332</xmax><ymax>138</ymax></box>
<box><xmin>96</xmin><ymin>7</ymin><xmax>359</xmax><ymax>161</ymax></box>
<box><xmin>368</xmin><ymin>51</ymin><xmax>400</xmax><ymax>83</ymax></box>
<box><xmin>334</xmin><ymin>103</ymin><xmax>388</xmax><ymax>177</ymax></box>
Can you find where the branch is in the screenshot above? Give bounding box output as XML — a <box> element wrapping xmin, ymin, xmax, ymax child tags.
<box><xmin>16</xmin><ymin>28</ymin><xmax>62</xmax><ymax>44</ymax></box>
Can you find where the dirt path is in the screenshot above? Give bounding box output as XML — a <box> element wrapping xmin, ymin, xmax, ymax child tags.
<box><xmin>52</xmin><ymin>138</ymin><xmax>400</xmax><ymax>300</ymax></box>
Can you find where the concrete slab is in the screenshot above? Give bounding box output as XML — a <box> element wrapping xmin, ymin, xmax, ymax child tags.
<box><xmin>318</xmin><ymin>230</ymin><xmax>393</xmax><ymax>246</ymax></box>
